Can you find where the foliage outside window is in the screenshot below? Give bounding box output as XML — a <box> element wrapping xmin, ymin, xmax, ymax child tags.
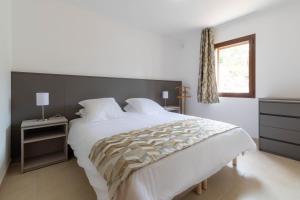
<box><xmin>215</xmin><ymin>34</ymin><xmax>256</xmax><ymax>98</ymax></box>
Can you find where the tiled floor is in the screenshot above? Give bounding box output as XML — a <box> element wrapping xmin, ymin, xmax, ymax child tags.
<box><xmin>0</xmin><ymin>150</ymin><xmax>299</xmax><ymax>200</ymax></box>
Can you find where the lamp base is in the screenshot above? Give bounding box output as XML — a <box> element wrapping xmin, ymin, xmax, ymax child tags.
<box><xmin>39</xmin><ymin>105</ymin><xmax>47</xmax><ymax>121</ymax></box>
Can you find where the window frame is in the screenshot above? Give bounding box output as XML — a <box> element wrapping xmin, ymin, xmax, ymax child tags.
<box><xmin>214</xmin><ymin>34</ymin><xmax>256</xmax><ymax>98</ymax></box>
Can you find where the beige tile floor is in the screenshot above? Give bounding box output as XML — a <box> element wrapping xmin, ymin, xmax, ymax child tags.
<box><xmin>0</xmin><ymin>150</ymin><xmax>299</xmax><ymax>200</ymax></box>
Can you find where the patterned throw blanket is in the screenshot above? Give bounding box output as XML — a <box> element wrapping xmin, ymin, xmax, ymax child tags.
<box><xmin>89</xmin><ymin>118</ymin><xmax>237</xmax><ymax>200</ymax></box>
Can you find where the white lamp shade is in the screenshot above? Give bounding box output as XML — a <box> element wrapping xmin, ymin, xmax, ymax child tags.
<box><xmin>36</xmin><ymin>93</ymin><xmax>49</xmax><ymax>106</ymax></box>
<box><xmin>162</xmin><ymin>91</ymin><xmax>169</xmax><ymax>99</ymax></box>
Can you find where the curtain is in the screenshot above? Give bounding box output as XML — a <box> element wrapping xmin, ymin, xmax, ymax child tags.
<box><xmin>197</xmin><ymin>28</ymin><xmax>219</xmax><ymax>104</ymax></box>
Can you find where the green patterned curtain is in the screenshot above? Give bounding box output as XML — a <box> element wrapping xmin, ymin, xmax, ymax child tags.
<box><xmin>197</xmin><ymin>28</ymin><xmax>219</xmax><ymax>104</ymax></box>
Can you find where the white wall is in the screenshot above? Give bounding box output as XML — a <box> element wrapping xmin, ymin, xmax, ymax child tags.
<box><xmin>10</xmin><ymin>0</ymin><xmax>300</xmax><ymax>140</ymax></box>
<box><xmin>181</xmin><ymin>1</ymin><xmax>300</xmax><ymax>138</ymax></box>
<box><xmin>0</xmin><ymin>0</ymin><xmax>12</xmax><ymax>183</ymax></box>
<box><xmin>12</xmin><ymin>0</ymin><xmax>183</xmax><ymax>80</ymax></box>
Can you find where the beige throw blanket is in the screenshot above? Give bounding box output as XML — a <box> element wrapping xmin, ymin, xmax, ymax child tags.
<box><xmin>89</xmin><ymin>118</ymin><xmax>237</xmax><ymax>200</ymax></box>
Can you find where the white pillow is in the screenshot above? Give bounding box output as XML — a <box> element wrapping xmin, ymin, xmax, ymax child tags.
<box><xmin>75</xmin><ymin>109</ymin><xmax>86</xmax><ymax>118</ymax></box>
<box><xmin>79</xmin><ymin>98</ymin><xmax>125</xmax><ymax>121</ymax></box>
<box><xmin>125</xmin><ymin>98</ymin><xmax>165</xmax><ymax>114</ymax></box>
<box><xmin>123</xmin><ymin>104</ymin><xmax>136</xmax><ymax>112</ymax></box>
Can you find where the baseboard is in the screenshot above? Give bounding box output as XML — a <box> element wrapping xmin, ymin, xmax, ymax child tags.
<box><xmin>0</xmin><ymin>158</ymin><xmax>11</xmax><ymax>186</ymax></box>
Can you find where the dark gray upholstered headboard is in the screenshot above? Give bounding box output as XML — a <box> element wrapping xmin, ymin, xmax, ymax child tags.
<box><xmin>11</xmin><ymin>71</ymin><xmax>182</xmax><ymax>160</ymax></box>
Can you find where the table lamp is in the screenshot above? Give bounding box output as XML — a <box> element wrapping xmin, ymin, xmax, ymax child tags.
<box><xmin>162</xmin><ymin>91</ymin><xmax>169</xmax><ymax>107</ymax></box>
<box><xmin>36</xmin><ymin>92</ymin><xmax>49</xmax><ymax>121</ymax></box>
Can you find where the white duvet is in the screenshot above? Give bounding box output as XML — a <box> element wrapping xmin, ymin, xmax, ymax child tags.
<box><xmin>68</xmin><ymin>112</ymin><xmax>256</xmax><ymax>200</ymax></box>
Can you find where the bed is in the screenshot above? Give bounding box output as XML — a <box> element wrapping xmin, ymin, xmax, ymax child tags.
<box><xmin>11</xmin><ymin>72</ymin><xmax>256</xmax><ymax>200</ymax></box>
<box><xmin>68</xmin><ymin>111</ymin><xmax>256</xmax><ymax>200</ymax></box>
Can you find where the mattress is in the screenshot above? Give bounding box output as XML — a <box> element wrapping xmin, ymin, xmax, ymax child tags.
<box><xmin>68</xmin><ymin>112</ymin><xmax>256</xmax><ymax>200</ymax></box>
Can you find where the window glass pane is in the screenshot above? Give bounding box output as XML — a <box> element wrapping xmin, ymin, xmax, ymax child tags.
<box><xmin>217</xmin><ymin>42</ymin><xmax>249</xmax><ymax>93</ymax></box>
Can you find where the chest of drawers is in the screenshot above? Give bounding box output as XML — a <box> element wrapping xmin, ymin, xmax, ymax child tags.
<box><xmin>259</xmin><ymin>98</ymin><xmax>300</xmax><ymax>160</ymax></box>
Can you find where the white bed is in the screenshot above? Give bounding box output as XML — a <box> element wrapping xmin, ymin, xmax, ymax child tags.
<box><xmin>68</xmin><ymin>111</ymin><xmax>256</xmax><ymax>200</ymax></box>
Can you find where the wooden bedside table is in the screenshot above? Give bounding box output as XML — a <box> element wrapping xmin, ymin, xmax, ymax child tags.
<box><xmin>21</xmin><ymin>116</ymin><xmax>68</xmax><ymax>173</ymax></box>
<box><xmin>164</xmin><ymin>106</ymin><xmax>181</xmax><ymax>113</ymax></box>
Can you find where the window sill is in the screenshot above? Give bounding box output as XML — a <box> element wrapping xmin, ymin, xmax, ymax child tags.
<box><xmin>219</xmin><ymin>93</ymin><xmax>256</xmax><ymax>98</ymax></box>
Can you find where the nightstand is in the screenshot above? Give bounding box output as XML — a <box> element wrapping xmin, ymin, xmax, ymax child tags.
<box><xmin>21</xmin><ymin>116</ymin><xmax>68</xmax><ymax>173</ymax></box>
<box><xmin>164</xmin><ymin>106</ymin><xmax>181</xmax><ymax>113</ymax></box>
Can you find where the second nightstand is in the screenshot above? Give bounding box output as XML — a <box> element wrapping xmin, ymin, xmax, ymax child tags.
<box><xmin>21</xmin><ymin>116</ymin><xmax>68</xmax><ymax>173</ymax></box>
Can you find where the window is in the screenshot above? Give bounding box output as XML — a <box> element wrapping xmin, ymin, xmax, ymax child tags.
<box><xmin>215</xmin><ymin>34</ymin><xmax>255</xmax><ymax>98</ymax></box>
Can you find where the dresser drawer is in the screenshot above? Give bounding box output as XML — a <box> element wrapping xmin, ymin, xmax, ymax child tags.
<box><xmin>260</xmin><ymin>101</ymin><xmax>300</xmax><ymax>117</ymax></box>
<box><xmin>260</xmin><ymin>126</ymin><xmax>300</xmax><ymax>145</ymax></box>
<box><xmin>260</xmin><ymin>138</ymin><xmax>300</xmax><ymax>160</ymax></box>
<box><xmin>260</xmin><ymin>115</ymin><xmax>300</xmax><ymax>131</ymax></box>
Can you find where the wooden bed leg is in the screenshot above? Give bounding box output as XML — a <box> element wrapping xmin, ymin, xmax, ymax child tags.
<box><xmin>232</xmin><ymin>157</ymin><xmax>237</xmax><ymax>167</ymax></box>
<box><xmin>202</xmin><ymin>179</ymin><xmax>208</xmax><ymax>191</ymax></box>
<box><xmin>195</xmin><ymin>183</ymin><xmax>202</xmax><ymax>195</ymax></box>
<box><xmin>195</xmin><ymin>179</ymin><xmax>208</xmax><ymax>195</ymax></box>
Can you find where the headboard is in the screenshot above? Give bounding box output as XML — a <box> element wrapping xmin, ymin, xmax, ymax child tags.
<box><xmin>11</xmin><ymin>71</ymin><xmax>182</xmax><ymax>160</ymax></box>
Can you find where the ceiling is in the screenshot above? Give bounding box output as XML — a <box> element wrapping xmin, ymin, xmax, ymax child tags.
<box><xmin>67</xmin><ymin>0</ymin><xmax>287</xmax><ymax>37</ymax></box>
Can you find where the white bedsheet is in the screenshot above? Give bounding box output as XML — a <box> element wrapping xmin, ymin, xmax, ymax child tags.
<box><xmin>68</xmin><ymin>112</ymin><xmax>256</xmax><ymax>200</ymax></box>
